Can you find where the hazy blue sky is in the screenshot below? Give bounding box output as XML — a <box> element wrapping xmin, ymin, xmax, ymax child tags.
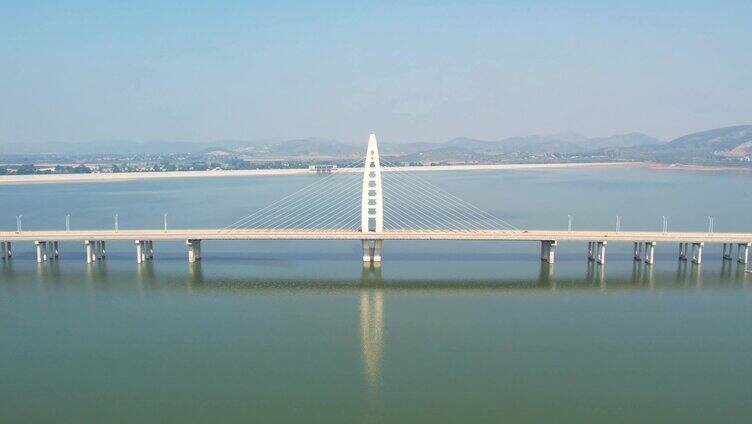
<box><xmin>1</xmin><ymin>0</ymin><xmax>750</xmax><ymax>144</ymax></box>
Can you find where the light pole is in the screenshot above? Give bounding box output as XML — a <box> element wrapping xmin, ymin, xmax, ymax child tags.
<box><xmin>115</xmin><ymin>214</ymin><xmax>119</xmax><ymax>232</ymax></box>
<box><xmin>662</xmin><ymin>216</ymin><xmax>668</xmax><ymax>233</ymax></box>
<box><xmin>164</xmin><ymin>213</ymin><xmax>168</xmax><ymax>232</ymax></box>
<box><xmin>616</xmin><ymin>215</ymin><xmax>621</xmax><ymax>232</ymax></box>
<box><xmin>65</xmin><ymin>214</ymin><xmax>70</xmax><ymax>232</ymax></box>
<box><xmin>708</xmin><ymin>216</ymin><xmax>714</xmax><ymax>233</ymax></box>
<box><xmin>16</xmin><ymin>215</ymin><xmax>22</xmax><ymax>233</ymax></box>
<box><xmin>567</xmin><ymin>215</ymin><xmax>572</xmax><ymax>232</ymax></box>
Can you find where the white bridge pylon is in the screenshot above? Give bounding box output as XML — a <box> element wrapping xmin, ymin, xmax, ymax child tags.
<box><xmin>361</xmin><ymin>133</ymin><xmax>383</xmax><ymax>263</ymax></box>
<box><xmin>222</xmin><ymin>132</ymin><xmax>520</xmax><ymax>262</ymax></box>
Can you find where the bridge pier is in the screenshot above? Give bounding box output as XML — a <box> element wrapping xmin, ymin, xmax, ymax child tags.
<box><xmin>85</xmin><ymin>240</ymin><xmax>104</xmax><ymax>263</ymax></box>
<box><xmin>644</xmin><ymin>242</ymin><xmax>656</xmax><ymax>265</ymax></box>
<box><xmin>85</xmin><ymin>240</ymin><xmax>93</xmax><ymax>263</ymax></box>
<box><xmin>42</xmin><ymin>241</ymin><xmax>59</xmax><ymax>260</ymax></box>
<box><xmin>187</xmin><ymin>239</ymin><xmax>202</xmax><ymax>263</ymax></box>
<box><xmin>35</xmin><ymin>241</ymin><xmax>48</xmax><ymax>263</ymax></box>
<box><xmin>540</xmin><ymin>240</ymin><xmax>556</xmax><ymax>263</ymax></box>
<box><xmin>691</xmin><ymin>242</ymin><xmax>704</xmax><ymax>264</ymax></box>
<box><xmin>362</xmin><ymin>240</ymin><xmax>370</xmax><ymax>262</ymax></box>
<box><xmin>136</xmin><ymin>240</ymin><xmax>154</xmax><ymax>263</ymax></box>
<box><xmin>633</xmin><ymin>242</ymin><xmax>642</xmax><ymax>261</ymax></box>
<box><xmin>135</xmin><ymin>240</ymin><xmax>143</xmax><ymax>263</ymax></box>
<box><xmin>596</xmin><ymin>241</ymin><xmax>607</xmax><ymax>265</ymax></box>
<box><xmin>739</xmin><ymin>243</ymin><xmax>750</xmax><ymax>264</ymax></box>
<box><xmin>361</xmin><ymin>240</ymin><xmax>382</xmax><ymax>263</ymax></box>
<box><xmin>1</xmin><ymin>241</ymin><xmax>8</xmax><ymax>260</ymax></box>
<box><xmin>679</xmin><ymin>243</ymin><xmax>689</xmax><ymax>261</ymax></box>
<box><xmin>588</xmin><ymin>241</ymin><xmax>606</xmax><ymax>264</ymax></box>
<box><xmin>722</xmin><ymin>243</ymin><xmax>733</xmax><ymax>260</ymax></box>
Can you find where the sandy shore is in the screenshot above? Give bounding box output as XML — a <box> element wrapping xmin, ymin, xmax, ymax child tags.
<box><xmin>0</xmin><ymin>161</ymin><xmax>743</xmax><ymax>185</ymax></box>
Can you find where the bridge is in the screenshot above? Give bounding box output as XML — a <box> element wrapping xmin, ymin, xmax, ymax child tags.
<box><xmin>1</xmin><ymin>134</ymin><xmax>751</xmax><ymax>267</ymax></box>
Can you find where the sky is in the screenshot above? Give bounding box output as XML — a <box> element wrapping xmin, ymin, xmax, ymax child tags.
<box><xmin>1</xmin><ymin>0</ymin><xmax>750</xmax><ymax>144</ymax></box>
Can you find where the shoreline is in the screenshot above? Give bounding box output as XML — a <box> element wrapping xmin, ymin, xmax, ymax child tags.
<box><xmin>0</xmin><ymin>161</ymin><xmax>746</xmax><ymax>185</ymax></box>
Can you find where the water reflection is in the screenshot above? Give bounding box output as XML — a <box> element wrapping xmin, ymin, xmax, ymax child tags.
<box><xmin>538</xmin><ymin>263</ymin><xmax>555</xmax><ymax>289</ymax></box>
<box><xmin>721</xmin><ymin>260</ymin><xmax>732</xmax><ymax>281</ymax></box>
<box><xmin>359</xmin><ymin>265</ymin><xmax>384</xmax><ymax>422</ymax></box>
<box><xmin>690</xmin><ymin>264</ymin><xmax>702</xmax><ymax>289</ymax></box>
<box><xmin>584</xmin><ymin>261</ymin><xmax>606</xmax><ymax>289</ymax></box>
<box><xmin>9</xmin><ymin>258</ymin><xmax>752</xmax><ymax>294</ymax></box>
<box><xmin>631</xmin><ymin>261</ymin><xmax>654</xmax><ymax>290</ymax></box>
<box><xmin>188</xmin><ymin>262</ymin><xmax>204</xmax><ymax>287</ymax></box>
<box><xmin>34</xmin><ymin>261</ymin><xmax>62</xmax><ymax>293</ymax></box>
<box><xmin>135</xmin><ymin>262</ymin><xmax>156</xmax><ymax>294</ymax></box>
<box><xmin>740</xmin><ymin>265</ymin><xmax>750</xmax><ymax>287</ymax></box>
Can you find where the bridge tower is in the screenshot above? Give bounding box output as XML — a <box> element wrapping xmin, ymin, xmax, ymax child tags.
<box><xmin>361</xmin><ymin>133</ymin><xmax>383</xmax><ymax>262</ymax></box>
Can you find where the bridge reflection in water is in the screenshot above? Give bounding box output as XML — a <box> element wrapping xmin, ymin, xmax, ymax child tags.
<box><xmin>12</xmin><ymin>258</ymin><xmax>747</xmax><ymax>293</ymax></box>
<box><xmin>359</xmin><ymin>266</ymin><xmax>384</xmax><ymax>417</ymax></box>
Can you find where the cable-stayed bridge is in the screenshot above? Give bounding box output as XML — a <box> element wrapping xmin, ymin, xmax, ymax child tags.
<box><xmin>1</xmin><ymin>134</ymin><xmax>751</xmax><ymax>267</ymax></box>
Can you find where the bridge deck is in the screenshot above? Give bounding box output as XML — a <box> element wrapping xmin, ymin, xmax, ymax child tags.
<box><xmin>1</xmin><ymin>229</ymin><xmax>751</xmax><ymax>243</ymax></box>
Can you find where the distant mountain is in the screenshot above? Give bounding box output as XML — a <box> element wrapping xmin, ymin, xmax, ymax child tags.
<box><xmin>0</xmin><ymin>140</ymin><xmax>211</xmax><ymax>155</ymax></box>
<box><xmin>266</xmin><ymin>138</ymin><xmax>360</xmax><ymax>157</ymax></box>
<box><xmin>612</xmin><ymin>125</ymin><xmax>752</xmax><ymax>163</ymax></box>
<box><xmin>437</xmin><ymin>132</ymin><xmax>661</xmax><ymax>154</ymax></box>
<box><xmin>380</xmin><ymin>142</ymin><xmax>445</xmax><ymax>155</ymax></box>
<box><xmin>588</xmin><ymin>133</ymin><xmax>663</xmax><ymax>150</ymax></box>
<box><xmin>390</xmin><ymin>146</ymin><xmax>491</xmax><ymax>163</ymax></box>
<box><xmin>11</xmin><ymin>127</ymin><xmax>751</xmax><ymax>165</ymax></box>
<box><xmin>667</xmin><ymin>125</ymin><xmax>752</xmax><ymax>157</ymax></box>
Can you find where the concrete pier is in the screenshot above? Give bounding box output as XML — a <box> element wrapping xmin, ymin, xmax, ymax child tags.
<box><xmin>587</xmin><ymin>241</ymin><xmax>607</xmax><ymax>263</ymax></box>
<box><xmin>94</xmin><ymin>240</ymin><xmax>105</xmax><ymax>260</ymax></box>
<box><xmin>692</xmin><ymin>242</ymin><xmax>704</xmax><ymax>264</ymax></box>
<box><xmin>40</xmin><ymin>241</ymin><xmax>59</xmax><ymax>261</ymax></box>
<box><xmin>679</xmin><ymin>243</ymin><xmax>689</xmax><ymax>261</ymax></box>
<box><xmin>596</xmin><ymin>241</ymin><xmax>607</xmax><ymax>265</ymax></box>
<box><xmin>1</xmin><ymin>241</ymin><xmax>9</xmax><ymax>260</ymax></box>
<box><xmin>739</xmin><ymin>242</ymin><xmax>750</xmax><ymax>264</ymax></box>
<box><xmin>540</xmin><ymin>240</ymin><xmax>557</xmax><ymax>263</ymax></box>
<box><xmin>362</xmin><ymin>240</ymin><xmax>371</xmax><ymax>262</ymax></box>
<box><xmin>633</xmin><ymin>242</ymin><xmax>642</xmax><ymax>261</ymax></box>
<box><xmin>85</xmin><ymin>240</ymin><xmax>93</xmax><ymax>263</ymax></box>
<box><xmin>187</xmin><ymin>239</ymin><xmax>202</xmax><ymax>263</ymax></box>
<box><xmin>362</xmin><ymin>240</ymin><xmax>382</xmax><ymax>262</ymax></box>
<box><xmin>35</xmin><ymin>241</ymin><xmax>48</xmax><ymax>263</ymax></box>
<box><xmin>84</xmin><ymin>240</ymin><xmax>102</xmax><ymax>263</ymax></box>
<box><xmin>136</xmin><ymin>240</ymin><xmax>144</xmax><ymax>263</ymax></box>
<box><xmin>85</xmin><ymin>240</ymin><xmax>106</xmax><ymax>263</ymax></box>
<box><xmin>136</xmin><ymin>240</ymin><xmax>154</xmax><ymax>263</ymax></box>
<box><xmin>644</xmin><ymin>242</ymin><xmax>656</xmax><ymax>265</ymax></box>
<box><xmin>722</xmin><ymin>243</ymin><xmax>733</xmax><ymax>260</ymax></box>
<box><xmin>372</xmin><ymin>240</ymin><xmax>382</xmax><ymax>263</ymax></box>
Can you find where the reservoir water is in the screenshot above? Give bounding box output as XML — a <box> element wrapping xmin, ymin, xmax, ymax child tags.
<box><xmin>2</xmin><ymin>167</ymin><xmax>752</xmax><ymax>422</ymax></box>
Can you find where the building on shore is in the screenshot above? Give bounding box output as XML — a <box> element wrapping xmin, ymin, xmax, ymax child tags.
<box><xmin>308</xmin><ymin>164</ymin><xmax>338</xmax><ymax>174</ymax></box>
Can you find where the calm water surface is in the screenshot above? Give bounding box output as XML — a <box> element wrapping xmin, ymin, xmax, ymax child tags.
<box><xmin>2</xmin><ymin>168</ymin><xmax>752</xmax><ymax>422</ymax></box>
